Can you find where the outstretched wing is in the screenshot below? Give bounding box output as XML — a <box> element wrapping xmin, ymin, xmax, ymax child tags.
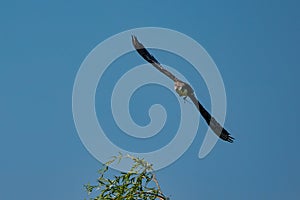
<box><xmin>132</xmin><ymin>36</ymin><xmax>234</xmax><ymax>143</ymax></box>
<box><xmin>132</xmin><ymin>35</ymin><xmax>178</xmax><ymax>82</ymax></box>
<box><xmin>189</xmin><ymin>94</ymin><xmax>234</xmax><ymax>143</ymax></box>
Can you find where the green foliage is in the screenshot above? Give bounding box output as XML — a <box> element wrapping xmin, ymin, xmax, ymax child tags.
<box><xmin>84</xmin><ymin>154</ymin><xmax>169</xmax><ymax>200</ymax></box>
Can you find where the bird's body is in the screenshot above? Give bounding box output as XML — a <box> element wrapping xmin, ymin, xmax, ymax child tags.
<box><xmin>131</xmin><ymin>36</ymin><xmax>234</xmax><ymax>143</ymax></box>
<box><xmin>174</xmin><ymin>81</ymin><xmax>190</xmax><ymax>97</ymax></box>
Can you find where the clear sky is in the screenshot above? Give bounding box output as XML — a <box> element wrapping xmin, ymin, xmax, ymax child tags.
<box><xmin>1</xmin><ymin>0</ymin><xmax>299</xmax><ymax>199</ymax></box>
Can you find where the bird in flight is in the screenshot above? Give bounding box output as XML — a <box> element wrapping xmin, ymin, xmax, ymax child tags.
<box><xmin>132</xmin><ymin>36</ymin><xmax>234</xmax><ymax>143</ymax></box>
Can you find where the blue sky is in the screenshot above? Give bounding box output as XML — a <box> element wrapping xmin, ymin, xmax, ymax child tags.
<box><xmin>1</xmin><ymin>0</ymin><xmax>300</xmax><ymax>199</ymax></box>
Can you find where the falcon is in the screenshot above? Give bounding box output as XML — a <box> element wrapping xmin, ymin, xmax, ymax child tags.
<box><xmin>131</xmin><ymin>36</ymin><xmax>234</xmax><ymax>143</ymax></box>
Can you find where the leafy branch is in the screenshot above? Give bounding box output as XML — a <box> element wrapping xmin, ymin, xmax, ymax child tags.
<box><xmin>84</xmin><ymin>153</ymin><xmax>169</xmax><ymax>200</ymax></box>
